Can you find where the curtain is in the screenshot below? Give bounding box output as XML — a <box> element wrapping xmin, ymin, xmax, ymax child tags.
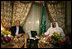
<box><xmin>46</xmin><ymin>1</ymin><xmax>65</xmax><ymax>29</ymax></box>
<box><xmin>12</xmin><ymin>1</ymin><xmax>32</xmax><ymax>26</ymax></box>
<box><xmin>1</xmin><ymin>1</ymin><xmax>32</xmax><ymax>28</ymax></box>
<box><xmin>1</xmin><ymin>1</ymin><xmax>12</xmax><ymax>28</ymax></box>
<box><xmin>23</xmin><ymin>4</ymin><xmax>42</xmax><ymax>35</ymax></box>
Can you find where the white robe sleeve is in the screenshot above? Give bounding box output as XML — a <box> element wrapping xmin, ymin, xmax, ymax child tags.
<box><xmin>44</xmin><ymin>28</ymin><xmax>50</xmax><ymax>35</ymax></box>
<box><xmin>59</xmin><ymin>28</ymin><xmax>65</xmax><ymax>37</ymax></box>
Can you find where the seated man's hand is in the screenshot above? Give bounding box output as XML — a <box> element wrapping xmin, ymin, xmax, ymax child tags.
<box><xmin>46</xmin><ymin>36</ymin><xmax>52</xmax><ymax>42</ymax></box>
<box><xmin>42</xmin><ymin>34</ymin><xmax>46</xmax><ymax>38</ymax></box>
<box><xmin>16</xmin><ymin>34</ymin><xmax>22</xmax><ymax>37</ymax></box>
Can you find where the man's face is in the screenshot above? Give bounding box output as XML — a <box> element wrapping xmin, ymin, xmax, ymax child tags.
<box><xmin>52</xmin><ymin>22</ymin><xmax>56</xmax><ymax>28</ymax></box>
<box><xmin>16</xmin><ymin>21</ymin><xmax>20</xmax><ymax>26</ymax></box>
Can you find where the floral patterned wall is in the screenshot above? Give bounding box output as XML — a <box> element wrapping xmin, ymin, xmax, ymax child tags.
<box><xmin>47</xmin><ymin>1</ymin><xmax>65</xmax><ymax>29</ymax></box>
<box><xmin>12</xmin><ymin>1</ymin><xmax>32</xmax><ymax>26</ymax></box>
<box><xmin>1</xmin><ymin>1</ymin><xmax>66</xmax><ymax>32</ymax></box>
<box><xmin>1</xmin><ymin>1</ymin><xmax>12</xmax><ymax>28</ymax></box>
<box><xmin>1</xmin><ymin>1</ymin><xmax>32</xmax><ymax>28</ymax></box>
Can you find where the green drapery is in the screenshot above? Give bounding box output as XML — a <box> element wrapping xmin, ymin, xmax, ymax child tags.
<box><xmin>40</xmin><ymin>5</ymin><xmax>46</xmax><ymax>35</ymax></box>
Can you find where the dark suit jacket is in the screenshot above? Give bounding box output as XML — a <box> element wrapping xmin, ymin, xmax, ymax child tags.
<box><xmin>10</xmin><ymin>26</ymin><xmax>25</xmax><ymax>36</ymax></box>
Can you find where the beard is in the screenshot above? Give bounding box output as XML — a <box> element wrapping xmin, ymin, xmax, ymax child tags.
<box><xmin>52</xmin><ymin>25</ymin><xmax>56</xmax><ymax>28</ymax></box>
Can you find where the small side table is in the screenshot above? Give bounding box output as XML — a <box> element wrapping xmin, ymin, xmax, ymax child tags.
<box><xmin>27</xmin><ymin>38</ymin><xmax>40</xmax><ymax>48</ymax></box>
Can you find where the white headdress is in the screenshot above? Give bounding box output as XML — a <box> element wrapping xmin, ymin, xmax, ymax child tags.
<box><xmin>50</xmin><ymin>22</ymin><xmax>59</xmax><ymax>28</ymax></box>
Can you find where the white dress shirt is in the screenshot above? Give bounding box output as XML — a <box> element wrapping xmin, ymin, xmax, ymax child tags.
<box><xmin>15</xmin><ymin>26</ymin><xmax>19</xmax><ymax>35</ymax></box>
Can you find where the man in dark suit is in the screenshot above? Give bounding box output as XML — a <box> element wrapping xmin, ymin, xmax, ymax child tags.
<box><xmin>10</xmin><ymin>20</ymin><xmax>25</xmax><ymax>37</ymax></box>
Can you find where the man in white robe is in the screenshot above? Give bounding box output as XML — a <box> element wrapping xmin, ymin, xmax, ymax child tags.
<box><xmin>43</xmin><ymin>22</ymin><xmax>65</xmax><ymax>37</ymax></box>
